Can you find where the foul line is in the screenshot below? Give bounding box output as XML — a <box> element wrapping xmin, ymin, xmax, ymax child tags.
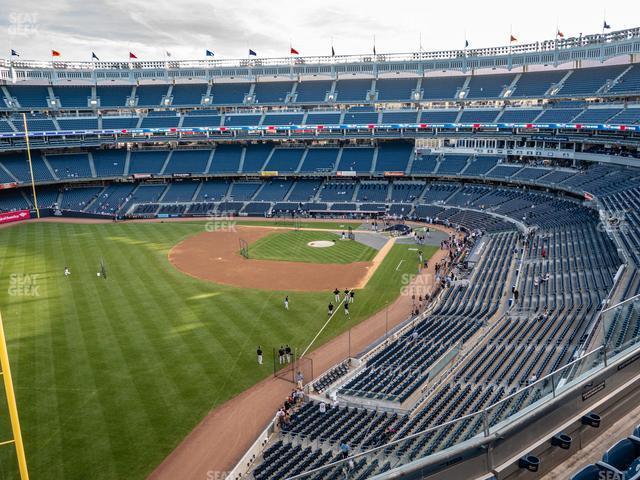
<box><xmin>395</xmin><ymin>259</ymin><xmax>405</xmax><ymax>271</ymax></box>
<box><xmin>300</xmin><ymin>298</ymin><xmax>345</xmax><ymax>359</ymax></box>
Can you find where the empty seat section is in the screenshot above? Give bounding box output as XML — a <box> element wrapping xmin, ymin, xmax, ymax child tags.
<box><xmin>419</xmin><ymin>110</ymin><xmax>458</xmax><ymax>123</ymax></box>
<box><xmin>229</xmin><ymin>182</ymin><xmax>261</xmax><ymax>200</ymax></box>
<box><xmin>411</xmin><ymin>154</ymin><xmax>439</xmax><ymax>174</ymax></box>
<box><xmin>343</xmin><ymin>111</ymin><xmax>378</xmax><ymax>124</ymax></box>
<box><xmin>57</xmin><ymin>117</ymin><xmax>99</xmax><ymax>130</ymax></box>
<box><xmin>254</xmin><ymin>180</ymin><xmax>293</xmax><ymax>201</ymax></box>
<box><xmin>298</xmin><ymin>148</ymin><xmax>338</xmax><ymax>173</ymax></box>
<box><xmin>171</xmin><ymin>84</ymin><xmax>207</xmax><ymax>106</ymax></box>
<box><xmin>376</xmin><ymin>78</ymin><xmax>418</xmax><ymax>101</ymax></box>
<box><xmin>164</xmin><ymin>150</ymin><xmax>209</xmax><ymax>174</ymax></box>
<box><xmin>263</xmin><ymin>149</ymin><xmax>304</xmax><ymax>173</ymax></box>
<box><xmin>438</xmin><ymin>155</ymin><xmax>469</xmax><ymax>175</ymax></box>
<box><xmin>337</xmin><ymin>148</ymin><xmax>374</xmax><ymax>173</ymax></box>
<box><xmin>511</xmin><ymin>70</ymin><xmax>566</xmax><ymax>97</ymax></box>
<box><xmin>128</xmin><ymin>151</ymin><xmax>167</xmax><ymax>174</ymax></box>
<box><xmin>161</xmin><ymin>182</ymin><xmax>199</xmax><ymax>202</ymax></box>
<box><xmin>241</xmin><ymin>145</ymin><xmax>272</xmax><ymax>173</ymax></box>
<box><xmin>92</xmin><ymin>150</ymin><xmax>126</xmax><ymax>177</ymax></box>
<box><xmin>287</xmin><ymin>180</ymin><xmax>322</xmax><ymax>201</ymax></box>
<box><xmin>459</xmin><ymin>110</ymin><xmax>499</xmax><ymax>123</ymax></box>
<box><xmin>499</xmin><ymin>109</ymin><xmax>542</xmax><ymax>123</ymax></box>
<box><xmin>305</xmin><ymin>112</ymin><xmax>341</xmax><ymax>124</ymax></box>
<box><xmin>224</xmin><ymin>114</ymin><xmax>261</xmax><ymax>126</ymax></box>
<box><xmin>294</xmin><ymin>80</ymin><xmax>332</xmax><ymax>103</ymax></box>
<box><xmin>559</xmin><ymin>65</ymin><xmax>627</xmax><ymax>96</ymax></box>
<box><xmin>136</xmin><ymin>85</ymin><xmax>168</xmax><ymax>106</ymax></box>
<box><xmin>47</xmin><ymin>153</ymin><xmax>92</xmax><ymax>179</ymax></box>
<box><xmin>195</xmin><ymin>180</ymin><xmax>230</xmax><ymax>201</ymax></box>
<box><xmin>96</xmin><ymin>85</ymin><xmax>132</xmax><ymax>107</ymax></box>
<box><xmin>102</xmin><ymin>116</ymin><xmax>139</xmax><ymax>129</ymax></box>
<box><xmin>466</xmin><ymin>74</ymin><xmax>515</xmax><ymax>99</ymax></box>
<box><xmin>182</xmin><ymin>113</ymin><xmax>222</xmax><ymax>127</ymax></box>
<box><xmin>253</xmin><ymin>82</ymin><xmax>293</xmax><ymax>103</ymax></box>
<box><xmin>335</xmin><ymin>79</ymin><xmax>372</xmax><ymax>102</ymax></box>
<box><xmin>209</xmin><ymin>145</ymin><xmax>242</xmax><ymax>173</ymax></box>
<box><xmin>319</xmin><ymin>181</ymin><xmax>356</xmax><ymax>201</ymax></box>
<box><xmin>422</xmin><ymin>76</ymin><xmax>465</xmax><ymax>100</ymax></box>
<box><xmin>211</xmin><ymin>83</ymin><xmax>250</xmax><ymax>104</ymax></box>
<box><xmin>6</xmin><ymin>86</ymin><xmax>50</xmax><ymax>108</ymax></box>
<box><xmin>463</xmin><ymin>156</ymin><xmax>504</xmax><ymax>176</ymax></box>
<box><xmin>536</xmin><ymin>108</ymin><xmax>582</xmax><ymax>123</ymax></box>
<box><xmin>382</xmin><ymin>111</ymin><xmax>418</xmax><ymax>123</ymax></box>
<box><xmin>375</xmin><ymin>143</ymin><xmax>413</xmax><ymax>172</ymax></box>
<box><xmin>609</xmin><ymin>65</ymin><xmax>640</xmax><ymax>95</ymax></box>
<box><xmin>140</xmin><ymin>112</ymin><xmax>180</xmax><ymax>128</ymax></box>
<box><xmin>53</xmin><ymin>86</ymin><xmax>92</xmax><ymax>108</ymax></box>
<box><xmin>262</xmin><ymin>113</ymin><xmax>304</xmax><ymax>125</ymax></box>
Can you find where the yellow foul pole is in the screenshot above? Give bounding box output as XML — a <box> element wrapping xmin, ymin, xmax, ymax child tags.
<box><xmin>22</xmin><ymin>113</ymin><xmax>40</xmax><ymax>219</ymax></box>
<box><xmin>0</xmin><ymin>312</ymin><xmax>29</xmax><ymax>480</ymax></box>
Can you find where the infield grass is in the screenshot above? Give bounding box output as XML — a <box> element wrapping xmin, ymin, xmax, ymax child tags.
<box><xmin>248</xmin><ymin>230</ymin><xmax>377</xmax><ymax>264</ymax></box>
<box><xmin>0</xmin><ymin>222</ymin><xmax>435</xmax><ymax>480</ymax></box>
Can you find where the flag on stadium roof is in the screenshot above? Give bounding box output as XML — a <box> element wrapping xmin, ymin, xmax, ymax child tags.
<box><xmin>249</xmin><ymin>49</ymin><xmax>257</xmax><ymax>56</ymax></box>
<box><xmin>206</xmin><ymin>49</ymin><xmax>214</xmax><ymax>57</ymax></box>
<box><xmin>603</xmin><ymin>21</ymin><xmax>611</xmax><ymax>30</ymax></box>
<box><xmin>510</xmin><ymin>34</ymin><xmax>518</xmax><ymax>43</ymax></box>
<box><xmin>465</xmin><ymin>39</ymin><xmax>469</xmax><ymax>48</ymax></box>
<box><xmin>91</xmin><ymin>52</ymin><xmax>99</xmax><ymax>61</ymax></box>
<box><xmin>557</xmin><ymin>30</ymin><xmax>564</xmax><ymax>38</ymax></box>
<box><xmin>129</xmin><ymin>51</ymin><xmax>137</xmax><ymax>59</ymax></box>
<box><xmin>10</xmin><ymin>49</ymin><xmax>19</xmax><ymax>57</ymax></box>
<box><xmin>51</xmin><ymin>50</ymin><xmax>61</xmax><ymax>57</ymax></box>
<box><xmin>166</xmin><ymin>51</ymin><xmax>172</xmax><ymax>57</ymax></box>
<box><xmin>290</xmin><ymin>47</ymin><xmax>299</xmax><ymax>55</ymax></box>
<box><xmin>331</xmin><ymin>46</ymin><xmax>335</xmax><ymax>57</ymax></box>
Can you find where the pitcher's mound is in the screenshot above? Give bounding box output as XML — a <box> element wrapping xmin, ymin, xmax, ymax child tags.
<box><xmin>307</xmin><ymin>240</ymin><xmax>335</xmax><ymax>248</ymax></box>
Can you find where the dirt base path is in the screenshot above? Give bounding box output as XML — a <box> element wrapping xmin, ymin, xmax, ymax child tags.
<box><xmin>148</xmin><ymin>228</ymin><xmax>454</xmax><ymax>480</ymax></box>
<box><xmin>168</xmin><ymin>226</ymin><xmax>387</xmax><ymax>292</ymax></box>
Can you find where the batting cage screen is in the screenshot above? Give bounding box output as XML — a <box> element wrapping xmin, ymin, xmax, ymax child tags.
<box><xmin>273</xmin><ymin>348</ymin><xmax>313</xmax><ymax>385</ymax></box>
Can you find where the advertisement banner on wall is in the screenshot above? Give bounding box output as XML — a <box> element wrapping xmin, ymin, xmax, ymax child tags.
<box><xmin>0</xmin><ymin>210</ymin><xmax>31</xmax><ymax>225</ymax></box>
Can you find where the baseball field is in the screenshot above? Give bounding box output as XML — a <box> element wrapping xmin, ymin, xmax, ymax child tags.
<box><xmin>0</xmin><ymin>220</ymin><xmax>438</xmax><ymax>480</ymax></box>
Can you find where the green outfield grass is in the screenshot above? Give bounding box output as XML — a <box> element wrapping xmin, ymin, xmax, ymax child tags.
<box><xmin>0</xmin><ymin>222</ymin><xmax>433</xmax><ymax>480</ymax></box>
<box><xmin>248</xmin><ymin>230</ymin><xmax>377</xmax><ymax>264</ymax></box>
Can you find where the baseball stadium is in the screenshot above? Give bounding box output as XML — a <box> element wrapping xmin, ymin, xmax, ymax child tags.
<box><xmin>1</xmin><ymin>3</ymin><xmax>640</xmax><ymax>480</ymax></box>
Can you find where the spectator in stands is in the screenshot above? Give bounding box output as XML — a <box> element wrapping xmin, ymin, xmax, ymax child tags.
<box><xmin>256</xmin><ymin>346</ymin><xmax>263</xmax><ymax>365</ymax></box>
<box><xmin>296</xmin><ymin>371</ymin><xmax>303</xmax><ymax>389</ymax></box>
<box><xmin>319</xmin><ymin>401</ymin><xmax>326</xmax><ymax>414</ymax></box>
<box><xmin>339</xmin><ymin>441</ymin><xmax>350</xmax><ymax>459</ymax></box>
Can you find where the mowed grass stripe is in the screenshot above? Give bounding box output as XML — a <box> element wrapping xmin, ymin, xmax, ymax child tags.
<box><xmin>0</xmin><ymin>222</ymin><xmax>436</xmax><ymax>480</ymax></box>
<box><xmin>249</xmin><ymin>230</ymin><xmax>377</xmax><ymax>264</ymax></box>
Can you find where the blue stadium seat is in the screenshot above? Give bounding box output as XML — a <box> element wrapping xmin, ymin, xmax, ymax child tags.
<box><xmin>171</xmin><ymin>84</ymin><xmax>207</xmax><ymax>106</ymax></box>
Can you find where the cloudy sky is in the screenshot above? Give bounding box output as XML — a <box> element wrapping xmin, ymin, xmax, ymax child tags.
<box><xmin>2</xmin><ymin>0</ymin><xmax>640</xmax><ymax>61</ymax></box>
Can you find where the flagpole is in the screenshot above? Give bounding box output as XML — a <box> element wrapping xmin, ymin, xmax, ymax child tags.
<box><xmin>22</xmin><ymin>113</ymin><xmax>40</xmax><ymax>219</ymax></box>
